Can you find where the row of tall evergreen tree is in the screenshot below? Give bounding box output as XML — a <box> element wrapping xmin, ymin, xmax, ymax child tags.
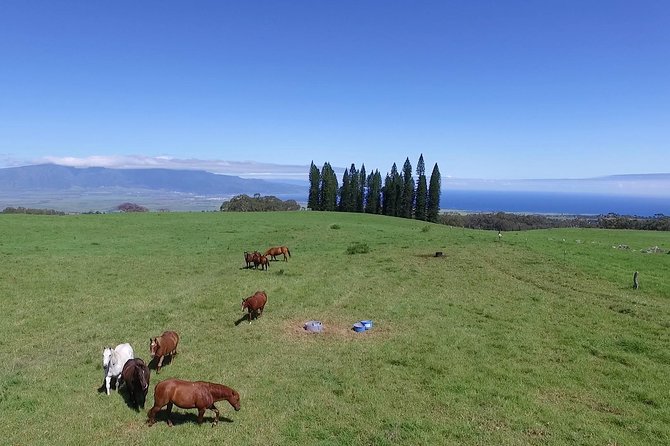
<box><xmin>307</xmin><ymin>154</ymin><xmax>441</xmax><ymax>222</ymax></box>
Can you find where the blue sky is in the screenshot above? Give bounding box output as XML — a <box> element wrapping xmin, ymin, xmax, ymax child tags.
<box><xmin>0</xmin><ymin>0</ymin><xmax>668</xmax><ymax>182</ymax></box>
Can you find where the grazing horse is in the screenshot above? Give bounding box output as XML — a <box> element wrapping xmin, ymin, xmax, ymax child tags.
<box><xmin>121</xmin><ymin>358</ymin><xmax>150</xmax><ymax>408</ymax></box>
<box><xmin>102</xmin><ymin>343</ymin><xmax>134</xmax><ymax>395</ymax></box>
<box><xmin>242</xmin><ymin>290</ymin><xmax>267</xmax><ymax>323</ymax></box>
<box><xmin>244</xmin><ymin>251</ymin><xmax>259</xmax><ymax>269</ymax></box>
<box><xmin>149</xmin><ymin>331</ymin><xmax>180</xmax><ymax>374</ymax></box>
<box><xmin>264</xmin><ymin>246</ymin><xmax>291</xmax><ymax>261</ymax></box>
<box><xmin>147</xmin><ymin>379</ymin><xmax>241</xmax><ymax>426</ymax></box>
<box><xmin>253</xmin><ymin>254</ymin><xmax>269</xmax><ymax>271</ymax></box>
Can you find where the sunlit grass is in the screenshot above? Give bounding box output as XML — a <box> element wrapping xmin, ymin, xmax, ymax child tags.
<box><xmin>0</xmin><ymin>211</ymin><xmax>668</xmax><ymax>445</ymax></box>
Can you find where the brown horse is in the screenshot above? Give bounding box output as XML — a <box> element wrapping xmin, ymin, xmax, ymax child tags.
<box><xmin>264</xmin><ymin>246</ymin><xmax>291</xmax><ymax>261</ymax></box>
<box><xmin>147</xmin><ymin>379</ymin><xmax>240</xmax><ymax>426</ymax></box>
<box><xmin>121</xmin><ymin>358</ymin><xmax>150</xmax><ymax>409</ymax></box>
<box><xmin>149</xmin><ymin>331</ymin><xmax>180</xmax><ymax>374</ymax></box>
<box><xmin>253</xmin><ymin>254</ymin><xmax>269</xmax><ymax>271</ymax></box>
<box><xmin>242</xmin><ymin>290</ymin><xmax>267</xmax><ymax>323</ymax></box>
<box><xmin>244</xmin><ymin>251</ymin><xmax>259</xmax><ymax>269</ymax></box>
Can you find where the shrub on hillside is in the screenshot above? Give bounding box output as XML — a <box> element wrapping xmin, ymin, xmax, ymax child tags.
<box><xmin>346</xmin><ymin>242</ymin><xmax>370</xmax><ymax>255</ymax></box>
<box><xmin>117</xmin><ymin>202</ymin><xmax>148</xmax><ymax>212</ymax></box>
<box><xmin>220</xmin><ymin>194</ymin><xmax>300</xmax><ymax>212</ymax></box>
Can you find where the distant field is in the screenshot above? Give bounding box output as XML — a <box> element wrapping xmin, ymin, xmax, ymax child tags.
<box><xmin>1</xmin><ymin>212</ymin><xmax>669</xmax><ymax>445</ymax></box>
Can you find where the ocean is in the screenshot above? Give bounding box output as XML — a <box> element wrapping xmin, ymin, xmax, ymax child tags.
<box><xmin>441</xmin><ymin>190</ymin><xmax>669</xmax><ymax>216</ymax></box>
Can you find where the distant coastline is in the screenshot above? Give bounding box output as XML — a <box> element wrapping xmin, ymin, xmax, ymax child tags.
<box><xmin>441</xmin><ymin>190</ymin><xmax>668</xmax><ymax>217</ymax></box>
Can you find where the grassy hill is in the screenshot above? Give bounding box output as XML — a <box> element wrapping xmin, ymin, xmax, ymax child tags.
<box><xmin>0</xmin><ymin>212</ymin><xmax>668</xmax><ymax>445</ymax></box>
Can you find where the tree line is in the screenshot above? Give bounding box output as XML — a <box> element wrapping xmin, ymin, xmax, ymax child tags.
<box><xmin>307</xmin><ymin>154</ymin><xmax>442</xmax><ymax>222</ymax></box>
<box><xmin>439</xmin><ymin>212</ymin><xmax>670</xmax><ymax>232</ymax></box>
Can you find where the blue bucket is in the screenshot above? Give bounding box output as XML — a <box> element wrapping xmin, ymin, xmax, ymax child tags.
<box><xmin>360</xmin><ymin>320</ymin><xmax>373</xmax><ymax>330</ymax></box>
<box><xmin>352</xmin><ymin>322</ymin><xmax>366</xmax><ymax>332</ymax></box>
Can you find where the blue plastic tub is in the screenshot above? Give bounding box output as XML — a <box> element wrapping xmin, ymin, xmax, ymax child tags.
<box><xmin>352</xmin><ymin>322</ymin><xmax>366</xmax><ymax>332</ymax></box>
<box><xmin>360</xmin><ymin>320</ymin><xmax>373</xmax><ymax>330</ymax></box>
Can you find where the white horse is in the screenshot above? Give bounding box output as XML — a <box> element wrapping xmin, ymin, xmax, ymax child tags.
<box><xmin>102</xmin><ymin>343</ymin><xmax>134</xmax><ymax>395</ymax></box>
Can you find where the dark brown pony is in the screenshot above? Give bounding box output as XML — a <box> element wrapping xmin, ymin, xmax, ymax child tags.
<box><xmin>244</xmin><ymin>251</ymin><xmax>259</xmax><ymax>269</ymax></box>
<box><xmin>149</xmin><ymin>331</ymin><xmax>180</xmax><ymax>374</ymax></box>
<box><xmin>121</xmin><ymin>358</ymin><xmax>150</xmax><ymax>409</ymax></box>
<box><xmin>264</xmin><ymin>246</ymin><xmax>291</xmax><ymax>261</ymax></box>
<box><xmin>253</xmin><ymin>254</ymin><xmax>269</xmax><ymax>270</ymax></box>
<box><xmin>147</xmin><ymin>379</ymin><xmax>240</xmax><ymax>426</ymax></box>
<box><xmin>242</xmin><ymin>290</ymin><xmax>267</xmax><ymax>323</ymax></box>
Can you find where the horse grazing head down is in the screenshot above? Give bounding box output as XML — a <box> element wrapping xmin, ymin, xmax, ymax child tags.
<box><xmin>241</xmin><ymin>291</ymin><xmax>268</xmax><ymax>323</ymax></box>
<box><xmin>122</xmin><ymin>358</ymin><xmax>151</xmax><ymax>409</ymax></box>
<box><xmin>147</xmin><ymin>379</ymin><xmax>241</xmax><ymax>426</ymax></box>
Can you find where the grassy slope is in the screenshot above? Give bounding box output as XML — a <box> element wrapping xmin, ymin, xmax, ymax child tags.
<box><xmin>0</xmin><ymin>212</ymin><xmax>668</xmax><ymax>445</ymax></box>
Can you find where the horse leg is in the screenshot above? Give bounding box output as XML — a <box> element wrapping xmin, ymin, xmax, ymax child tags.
<box><xmin>210</xmin><ymin>404</ymin><xmax>220</xmax><ymax>426</ymax></box>
<box><xmin>156</xmin><ymin>355</ymin><xmax>164</xmax><ymax>373</ymax></box>
<box><xmin>166</xmin><ymin>402</ymin><xmax>174</xmax><ymax>427</ymax></box>
<box><xmin>197</xmin><ymin>407</ymin><xmax>206</xmax><ymax>424</ymax></box>
<box><xmin>105</xmin><ymin>375</ymin><xmax>111</xmax><ymax>395</ymax></box>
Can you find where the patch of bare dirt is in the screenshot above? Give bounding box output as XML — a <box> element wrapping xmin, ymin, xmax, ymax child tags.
<box><xmin>281</xmin><ymin>318</ymin><xmax>390</xmax><ymax>342</ymax></box>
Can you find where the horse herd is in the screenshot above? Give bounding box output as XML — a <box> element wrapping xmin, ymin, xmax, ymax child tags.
<box><xmin>244</xmin><ymin>245</ymin><xmax>291</xmax><ymax>270</ymax></box>
<box><xmin>103</xmin><ymin>329</ymin><xmax>241</xmax><ymax>426</ymax></box>
<box><xmin>101</xmin><ymin>247</ymin><xmax>286</xmax><ymax>427</ymax></box>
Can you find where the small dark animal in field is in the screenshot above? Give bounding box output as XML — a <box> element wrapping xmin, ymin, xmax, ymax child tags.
<box><xmin>244</xmin><ymin>251</ymin><xmax>260</xmax><ymax>269</ymax></box>
<box><xmin>264</xmin><ymin>246</ymin><xmax>291</xmax><ymax>261</ymax></box>
<box><xmin>242</xmin><ymin>290</ymin><xmax>267</xmax><ymax>323</ymax></box>
<box><xmin>147</xmin><ymin>379</ymin><xmax>240</xmax><ymax>426</ymax></box>
<box><xmin>149</xmin><ymin>330</ymin><xmax>180</xmax><ymax>374</ymax></box>
<box><xmin>121</xmin><ymin>358</ymin><xmax>150</xmax><ymax>409</ymax></box>
<box><xmin>254</xmin><ymin>254</ymin><xmax>270</xmax><ymax>270</ymax></box>
<box><xmin>633</xmin><ymin>271</ymin><xmax>639</xmax><ymax>289</ymax></box>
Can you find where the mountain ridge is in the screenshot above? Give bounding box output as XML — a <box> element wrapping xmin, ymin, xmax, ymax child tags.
<box><xmin>0</xmin><ymin>164</ymin><xmax>306</xmax><ymax>195</ymax></box>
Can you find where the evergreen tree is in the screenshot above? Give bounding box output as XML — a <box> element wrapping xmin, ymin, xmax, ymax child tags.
<box><xmin>390</xmin><ymin>163</ymin><xmax>403</xmax><ymax>217</ymax></box>
<box><xmin>427</xmin><ymin>163</ymin><xmax>441</xmax><ymax>222</ymax></box>
<box><xmin>308</xmin><ymin>161</ymin><xmax>321</xmax><ymax>210</ymax></box>
<box><xmin>338</xmin><ymin>168</ymin><xmax>351</xmax><ymax>211</ymax></box>
<box><xmin>414</xmin><ymin>154</ymin><xmax>427</xmax><ymax>221</ymax></box>
<box><xmin>382</xmin><ymin>173</ymin><xmax>392</xmax><ymax>215</ymax></box>
<box><xmin>400</xmin><ymin>157</ymin><xmax>414</xmax><ymax>218</ymax></box>
<box><xmin>373</xmin><ymin>170</ymin><xmax>382</xmax><ymax>213</ymax></box>
<box><xmin>347</xmin><ymin>164</ymin><xmax>358</xmax><ymax>212</ymax></box>
<box><xmin>366</xmin><ymin>170</ymin><xmax>382</xmax><ymax>214</ymax></box>
<box><xmin>356</xmin><ymin>164</ymin><xmax>366</xmax><ymax>212</ymax></box>
<box><xmin>319</xmin><ymin>162</ymin><xmax>338</xmax><ymax>211</ymax></box>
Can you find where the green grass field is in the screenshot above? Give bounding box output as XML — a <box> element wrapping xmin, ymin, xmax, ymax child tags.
<box><xmin>1</xmin><ymin>211</ymin><xmax>668</xmax><ymax>445</ymax></box>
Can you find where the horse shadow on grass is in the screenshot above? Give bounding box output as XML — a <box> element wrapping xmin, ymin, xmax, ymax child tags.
<box><xmin>151</xmin><ymin>411</ymin><xmax>234</xmax><ymax>426</ymax></box>
<box><xmin>234</xmin><ymin>314</ymin><xmax>251</xmax><ymax>326</ymax></box>
<box><xmin>96</xmin><ymin>376</ymin><xmax>119</xmax><ymax>394</ymax></box>
<box><xmin>147</xmin><ymin>355</ymin><xmax>174</xmax><ymax>372</ymax></box>
<box><xmin>119</xmin><ymin>385</ymin><xmax>147</xmax><ymax>412</ymax></box>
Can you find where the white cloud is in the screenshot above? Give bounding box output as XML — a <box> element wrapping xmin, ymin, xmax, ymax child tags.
<box><xmin>34</xmin><ymin>155</ymin><xmax>310</xmax><ymax>180</ymax></box>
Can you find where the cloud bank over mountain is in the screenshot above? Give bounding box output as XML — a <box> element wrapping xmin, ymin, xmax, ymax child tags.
<box><xmin>1</xmin><ymin>155</ymin><xmax>668</xmax><ymax>197</ymax></box>
<box><xmin>19</xmin><ymin>155</ymin><xmax>310</xmax><ymax>180</ymax></box>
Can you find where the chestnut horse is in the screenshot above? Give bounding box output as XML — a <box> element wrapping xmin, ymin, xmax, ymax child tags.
<box><xmin>147</xmin><ymin>379</ymin><xmax>241</xmax><ymax>426</ymax></box>
<box><xmin>253</xmin><ymin>254</ymin><xmax>269</xmax><ymax>271</ymax></box>
<box><xmin>264</xmin><ymin>246</ymin><xmax>291</xmax><ymax>261</ymax></box>
<box><xmin>121</xmin><ymin>358</ymin><xmax>150</xmax><ymax>409</ymax></box>
<box><xmin>149</xmin><ymin>331</ymin><xmax>180</xmax><ymax>374</ymax></box>
<box><xmin>243</xmin><ymin>251</ymin><xmax>259</xmax><ymax>269</ymax></box>
<box><xmin>242</xmin><ymin>290</ymin><xmax>267</xmax><ymax>323</ymax></box>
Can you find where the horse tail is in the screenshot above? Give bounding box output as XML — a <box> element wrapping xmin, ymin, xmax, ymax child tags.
<box><xmin>287</xmin><ymin>248</ymin><xmax>291</xmax><ymax>257</ymax></box>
